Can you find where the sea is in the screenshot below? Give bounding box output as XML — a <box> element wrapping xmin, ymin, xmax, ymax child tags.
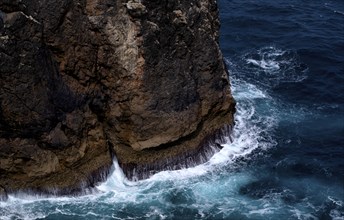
<box><xmin>1</xmin><ymin>0</ymin><xmax>343</xmax><ymax>219</ymax></box>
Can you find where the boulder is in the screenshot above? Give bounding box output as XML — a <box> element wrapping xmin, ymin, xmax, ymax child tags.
<box><xmin>0</xmin><ymin>0</ymin><xmax>235</xmax><ymax>193</ymax></box>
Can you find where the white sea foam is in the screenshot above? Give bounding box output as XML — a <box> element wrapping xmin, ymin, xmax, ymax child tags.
<box><xmin>247</xmin><ymin>58</ymin><xmax>280</xmax><ymax>71</ymax></box>
<box><xmin>231</xmin><ymin>79</ymin><xmax>268</xmax><ymax>99</ymax></box>
<box><xmin>290</xmin><ymin>208</ymin><xmax>318</xmax><ymax>220</ymax></box>
<box><xmin>330</xmin><ymin>209</ymin><xmax>344</xmax><ymax>220</ymax></box>
<box><xmin>246</xmin><ymin>46</ymin><xmax>285</xmax><ymax>72</ymax></box>
<box><xmin>328</xmin><ymin>196</ymin><xmax>344</xmax><ymax>207</ymax></box>
<box><xmin>97</xmin><ymin>157</ymin><xmax>139</xmax><ymax>192</ymax></box>
<box><xmin>248</xmin><ymin>207</ymin><xmax>278</xmax><ymax>215</ymax></box>
<box><xmin>233</xmin><ymin>46</ymin><xmax>308</xmax><ymax>87</ymax></box>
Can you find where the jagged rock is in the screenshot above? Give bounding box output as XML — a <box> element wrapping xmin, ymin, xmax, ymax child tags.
<box><xmin>126</xmin><ymin>1</ymin><xmax>147</xmax><ymax>17</ymax></box>
<box><xmin>0</xmin><ymin>0</ymin><xmax>235</xmax><ymax>194</ymax></box>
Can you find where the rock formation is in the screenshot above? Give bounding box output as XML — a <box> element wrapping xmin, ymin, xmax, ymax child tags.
<box><xmin>0</xmin><ymin>0</ymin><xmax>235</xmax><ymax>198</ymax></box>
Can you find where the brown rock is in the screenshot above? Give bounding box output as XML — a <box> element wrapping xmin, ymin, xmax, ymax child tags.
<box><xmin>0</xmin><ymin>0</ymin><xmax>235</xmax><ymax>193</ymax></box>
<box><xmin>109</xmin><ymin>0</ymin><xmax>236</xmax><ymax>178</ymax></box>
<box><xmin>126</xmin><ymin>1</ymin><xmax>147</xmax><ymax>17</ymax></box>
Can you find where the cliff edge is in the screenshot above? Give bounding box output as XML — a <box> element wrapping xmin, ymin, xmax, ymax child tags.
<box><xmin>0</xmin><ymin>0</ymin><xmax>235</xmax><ymax>196</ymax></box>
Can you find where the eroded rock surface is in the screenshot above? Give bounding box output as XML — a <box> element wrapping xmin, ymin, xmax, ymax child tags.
<box><xmin>0</xmin><ymin>0</ymin><xmax>235</xmax><ymax>194</ymax></box>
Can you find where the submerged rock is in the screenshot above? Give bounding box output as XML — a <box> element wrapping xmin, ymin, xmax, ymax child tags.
<box><xmin>0</xmin><ymin>0</ymin><xmax>235</xmax><ymax>193</ymax></box>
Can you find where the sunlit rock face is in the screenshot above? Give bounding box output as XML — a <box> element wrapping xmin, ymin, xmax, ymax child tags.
<box><xmin>0</xmin><ymin>0</ymin><xmax>235</xmax><ymax>195</ymax></box>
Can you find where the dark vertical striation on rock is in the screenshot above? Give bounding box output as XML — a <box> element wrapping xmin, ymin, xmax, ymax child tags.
<box><xmin>0</xmin><ymin>186</ymin><xmax>8</xmax><ymax>201</ymax></box>
<box><xmin>122</xmin><ymin>125</ymin><xmax>234</xmax><ymax>180</ymax></box>
<box><xmin>0</xmin><ymin>0</ymin><xmax>235</xmax><ymax>194</ymax></box>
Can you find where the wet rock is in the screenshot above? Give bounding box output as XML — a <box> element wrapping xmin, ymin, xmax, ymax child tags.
<box><xmin>0</xmin><ymin>186</ymin><xmax>8</xmax><ymax>201</ymax></box>
<box><xmin>0</xmin><ymin>0</ymin><xmax>235</xmax><ymax>193</ymax></box>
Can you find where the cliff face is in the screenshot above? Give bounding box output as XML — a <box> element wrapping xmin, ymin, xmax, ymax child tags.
<box><xmin>0</xmin><ymin>0</ymin><xmax>235</xmax><ymax>195</ymax></box>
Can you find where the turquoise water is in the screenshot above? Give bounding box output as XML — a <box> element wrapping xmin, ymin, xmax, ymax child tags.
<box><xmin>1</xmin><ymin>0</ymin><xmax>343</xmax><ymax>219</ymax></box>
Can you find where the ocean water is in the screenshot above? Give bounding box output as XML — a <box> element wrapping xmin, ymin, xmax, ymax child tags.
<box><xmin>1</xmin><ymin>0</ymin><xmax>344</xmax><ymax>219</ymax></box>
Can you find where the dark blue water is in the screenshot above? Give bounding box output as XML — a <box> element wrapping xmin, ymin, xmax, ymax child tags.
<box><xmin>219</xmin><ymin>0</ymin><xmax>344</xmax><ymax>218</ymax></box>
<box><xmin>1</xmin><ymin>0</ymin><xmax>343</xmax><ymax>219</ymax></box>
<box><xmin>220</xmin><ymin>0</ymin><xmax>344</xmax><ymax>187</ymax></box>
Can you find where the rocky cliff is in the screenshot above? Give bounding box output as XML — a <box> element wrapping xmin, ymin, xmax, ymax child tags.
<box><xmin>0</xmin><ymin>0</ymin><xmax>235</xmax><ymax>197</ymax></box>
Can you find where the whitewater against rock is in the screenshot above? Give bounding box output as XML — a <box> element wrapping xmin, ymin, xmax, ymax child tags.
<box><xmin>1</xmin><ymin>0</ymin><xmax>344</xmax><ymax>219</ymax></box>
